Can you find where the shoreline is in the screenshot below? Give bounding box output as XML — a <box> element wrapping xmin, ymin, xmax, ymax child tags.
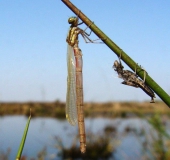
<box><xmin>0</xmin><ymin>101</ymin><xmax>168</xmax><ymax>118</ymax></box>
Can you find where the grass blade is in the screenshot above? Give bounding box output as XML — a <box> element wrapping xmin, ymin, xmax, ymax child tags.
<box><xmin>16</xmin><ymin>109</ymin><xmax>31</xmax><ymax>160</ymax></box>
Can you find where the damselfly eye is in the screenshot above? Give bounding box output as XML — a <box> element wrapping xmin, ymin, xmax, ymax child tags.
<box><xmin>68</xmin><ymin>17</ymin><xmax>78</xmax><ymax>25</ymax></box>
<box><xmin>68</xmin><ymin>17</ymin><xmax>75</xmax><ymax>23</ymax></box>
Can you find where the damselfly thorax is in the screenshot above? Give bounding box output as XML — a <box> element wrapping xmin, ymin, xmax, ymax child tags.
<box><xmin>67</xmin><ymin>27</ymin><xmax>80</xmax><ymax>47</ymax></box>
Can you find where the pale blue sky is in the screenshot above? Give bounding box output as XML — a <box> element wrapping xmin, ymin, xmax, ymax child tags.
<box><xmin>0</xmin><ymin>0</ymin><xmax>170</xmax><ymax>102</ymax></box>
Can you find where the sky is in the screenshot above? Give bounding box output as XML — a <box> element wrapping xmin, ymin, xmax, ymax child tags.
<box><xmin>0</xmin><ymin>0</ymin><xmax>170</xmax><ymax>102</ymax></box>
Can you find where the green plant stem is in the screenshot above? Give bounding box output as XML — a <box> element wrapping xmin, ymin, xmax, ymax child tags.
<box><xmin>16</xmin><ymin>113</ymin><xmax>31</xmax><ymax>160</ymax></box>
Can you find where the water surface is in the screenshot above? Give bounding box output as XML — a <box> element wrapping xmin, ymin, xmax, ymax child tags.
<box><xmin>0</xmin><ymin>116</ymin><xmax>166</xmax><ymax>160</ymax></box>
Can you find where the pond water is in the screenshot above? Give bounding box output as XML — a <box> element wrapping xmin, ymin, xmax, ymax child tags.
<box><xmin>0</xmin><ymin>116</ymin><xmax>169</xmax><ymax>160</ymax></box>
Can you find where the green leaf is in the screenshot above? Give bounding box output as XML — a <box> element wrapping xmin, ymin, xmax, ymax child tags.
<box><xmin>16</xmin><ymin>109</ymin><xmax>31</xmax><ymax>160</ymax></box>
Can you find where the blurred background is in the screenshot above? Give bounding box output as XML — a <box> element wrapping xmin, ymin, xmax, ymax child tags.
<box><xmin>0</xmin><ymin>0</ymin><xmax>170</xmax><ymax>159</ymax></box>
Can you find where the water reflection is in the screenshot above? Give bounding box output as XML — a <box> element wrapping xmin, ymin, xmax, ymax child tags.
<box><xmin>0</xmin><ymin>116</ymin><xmax>169</xmax><ymax>160</ymax></box>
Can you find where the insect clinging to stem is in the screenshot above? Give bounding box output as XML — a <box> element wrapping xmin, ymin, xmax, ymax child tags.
<box><xmin>66</xmin><ymin>12</ymin><xmax>102</xmax><ymax>153</ymax></box>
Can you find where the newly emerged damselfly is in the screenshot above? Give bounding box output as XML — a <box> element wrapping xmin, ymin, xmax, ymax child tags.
<box><xmin>66</xmin><ymin>15</ymin><xmax>102</xmax><ymax>153</ymax></box>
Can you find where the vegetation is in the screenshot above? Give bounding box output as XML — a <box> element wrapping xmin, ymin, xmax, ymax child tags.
<box><xmin>55</xmin><ymin>130</ymin><xmax>117</xmax><ymax>160</ymax></box>
<box><xmin>16</xmin><ymin>110</ymin><xmax>31</xmax><ymax>160</ymax></box>
<box><xmin>0</xmin><ymin>101</ymin><xmax>169</xmax><ymax>118</ymax></box>
<box><xmin>147</xmin><ymin>114</ymin><xmax>170</xmax><ymax>160</ymax></box>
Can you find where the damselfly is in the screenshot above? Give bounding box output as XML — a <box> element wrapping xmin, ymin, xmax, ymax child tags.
<box><xmin>66</xmin><ymin>15</ymin><xmax>102</xmax><ymax>153</ymax></box>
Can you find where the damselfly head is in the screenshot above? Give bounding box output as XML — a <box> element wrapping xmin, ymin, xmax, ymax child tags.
<box><xmin>68</xmin><ymin>16</ymin><xmax>78</xmax><ymax>26</ymax></box>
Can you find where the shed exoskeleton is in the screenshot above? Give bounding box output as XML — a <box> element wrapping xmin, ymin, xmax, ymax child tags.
<box><xmin>113</xmin><ymin>60</ymin><xmax>155</xmax><ymax>103</ymax></box>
